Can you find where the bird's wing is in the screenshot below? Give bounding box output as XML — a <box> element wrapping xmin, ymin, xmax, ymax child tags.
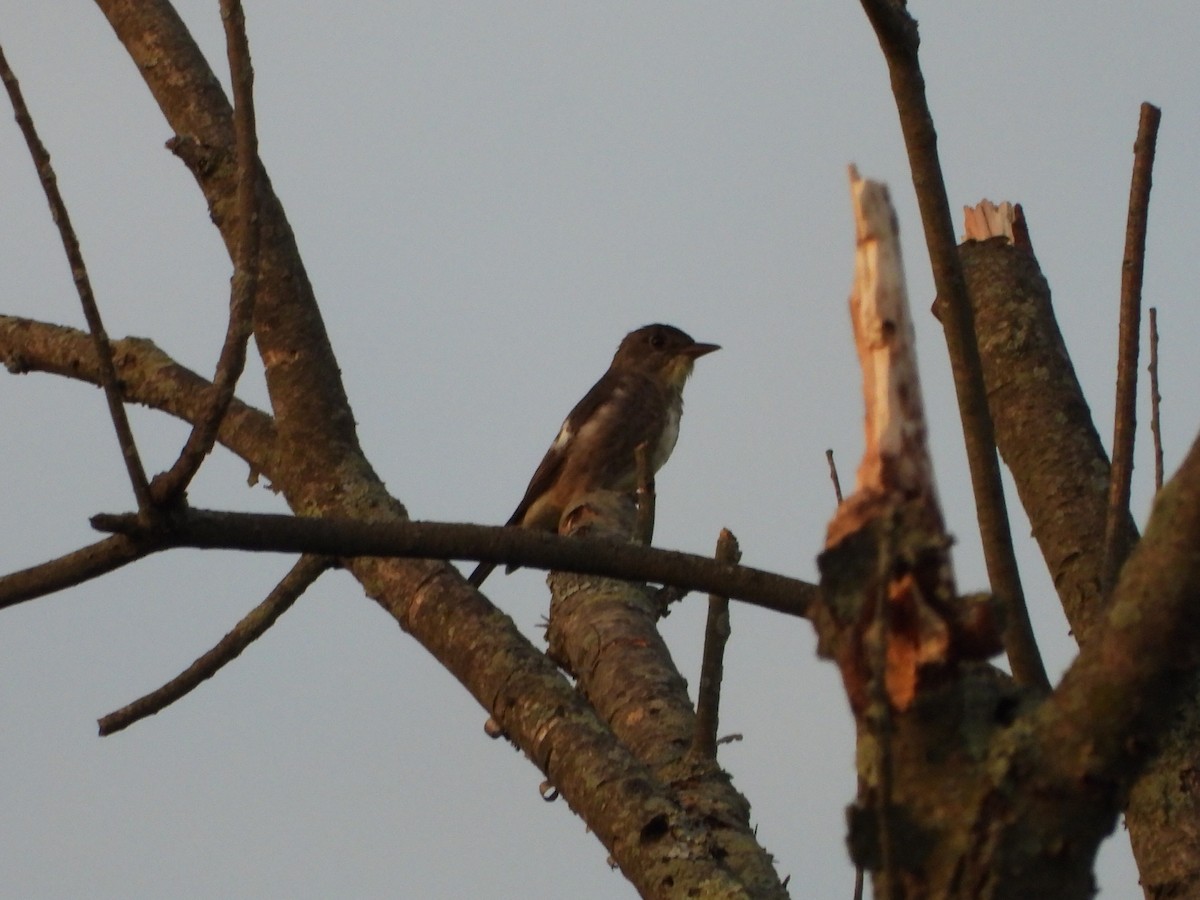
<box><xmin>504</xmin><ymin>368</ymin><xmax>623</xmax><ymax>527</ymax></box>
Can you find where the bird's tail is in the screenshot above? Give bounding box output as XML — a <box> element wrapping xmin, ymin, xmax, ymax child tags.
<box><xmin>467</xmin><ymin>560</ymin><xmax>496</xmax><ymax>588</ymax></box>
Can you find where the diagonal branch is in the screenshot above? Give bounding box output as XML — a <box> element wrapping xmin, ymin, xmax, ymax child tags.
<box><xmin>957</xmin><ymin>205</ymin><xmax>1139</xmax><ymax>640</ymax></box>
<box><xmin>0</xmin><ymin>45</ymin><xmax>152</xmax><ymax>512</ymax></box>
<box><xmin>98</xmin><ymin>554</ymin><xmax>333</xmax><ymax>736</ymax></box>
<box><xmin>0</xmin><ymin>536</ymin><xmax>159</xmax><ymax>610</ymax></box>
<box><xmin>1</xmin><ymin>315</ymin><xmax>277</xmax><ymax>475</ymax></box>
<box><xmin>546</xmin><ymin>497</ymin><xmax>785</xmax><ymax>896</ymax></box>
<box><xmin>857</xmin><ymin>0</ymin><xmax>1048</xmax><ymax>692</ymax></box>
<box><xmin>95</xmin><ymin>0</ymin><xmax>364</xmax><ymax>477</ymax></box>
<box><xmin>152</xmin><ymin>0</ymin><xmax>261</xmax><ymax>504</ymax></box>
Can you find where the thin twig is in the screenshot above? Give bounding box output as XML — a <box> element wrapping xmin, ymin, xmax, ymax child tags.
<box><xmin>90</xmin><ymin>508</ymin><xmax>818</xmax><ymax>620</ymax></box>
<box><xmin>1102</xmin><ymin>102</ymin><xmax>1161</xmax><ymax>594</ymax></box>
<box><xmin>633</xmin><ymin>441</ymin><xmax>656</xmax><ymax>545</ymax></box>
<box><xmin>826</xmin><ymin>449</ymin><xmax>844</xmax><ymax>504</ymax></box>
<box><xmin>152</xmin><ymin>0</ymin><xmax>260</xmax><ymax>504</ymax></box>
<box><xmin>691</xmin><ymin>529</ymin><xmax>740</xmax><ymax>759</ymax></box>
<box><xmin>856</xmin><ymin>0</ymin><xmax>1049</xmax><ymax>692</ymax></box>
<box><xmin>0</xmin><ymin>536</ymin><xmax>158</xmax><ymax>610</ymax></box>
<box><xmin>98</xmin><ymin>554</ymin><xmax>333</xmax><ymax>735</ymax></box>
<box><xmin>0</xmin><ymin>45</ymin><xmax>151</xmax><ymax>511</ymax></box>
<box><xmin>1149</xmin><ymin>307</ymin><xmax>1163</xmax><ymax>492</ymax></box>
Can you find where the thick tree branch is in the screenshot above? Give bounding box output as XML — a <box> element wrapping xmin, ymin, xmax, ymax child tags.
<box><xmin>1</xmin><ymin>315</ymin><xmax>277</xmax><ymax>475</ymax></box>
<box><xmin>96</xmin><ymin>0</ymin><xmax>367</xmax><ymax>501</ymax></box>
<box><xmin>545</xmin><ymin>496</ymin><xmax>784</xmax><ymax>896</ymax></box>
<box><xmin>88</xmin><ymin>508</ymin><xmax>814</xmax><ymax>619</ymax></box>
<box><xmin>955</xmin><ymin>215</ymin><xmax>1139</xmax><ymax>641</ymax></box>
<box><xmin>1042</xmin><ymin>427</ymin><xmax>1200</xmax><ymax>807</ymax></box>
<box><xmin>957</xmin><ymin>428</ymin><xmax>1200</xmax><ymax>898</ymax></box>
<box><xmin>0</xmin><ymin>45</ymin><xmax>152</xmax><ymax>512</ymax></box>
<box><xmin>957</xmin><ymin>203</ymin><xmax>1198</xmax><ymax>900</ymax></box>
<box><xmin>858</xmin><ymin>0</ymin><xmax>1048</xmax><ymax>692</ymax></box>
<box><xmin>98</xmin><ymin>554</ymin><xmax>332</xmax><ymax>736</ymax></box>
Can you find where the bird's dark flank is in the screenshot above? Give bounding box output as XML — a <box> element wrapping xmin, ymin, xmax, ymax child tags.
<box><xmin>467</xmin><ymin>324</ymin><xmax>719</xmax><ymax>587</ymax></box>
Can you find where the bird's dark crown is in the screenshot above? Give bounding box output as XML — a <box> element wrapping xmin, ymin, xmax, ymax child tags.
<box><xmin>611</xmin><ymin>324</ymin><xmax>719</xmax><ymax>374</ymax></box>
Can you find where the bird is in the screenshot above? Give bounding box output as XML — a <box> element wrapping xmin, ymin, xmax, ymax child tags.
<box><xmin>467</xmin><ymin>323</ymin><xmax>719</xmax><ymax>588</ymax></box>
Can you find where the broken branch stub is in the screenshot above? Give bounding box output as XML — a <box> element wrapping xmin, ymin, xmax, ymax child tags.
<box><xmin>817</xmin><ymin>169</ymin><xmax>1001</xmax><ymax>713</ymax></box>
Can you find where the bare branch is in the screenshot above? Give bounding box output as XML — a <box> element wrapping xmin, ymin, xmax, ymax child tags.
<box><xmin>858</xmin><ymin>2</ymin><xmax>1048</xmax><ymax>692</ymax></box>
<box><xmin>1</xmin><ymin>315</ymin><xmax>276</xmax><ymax>474</ymax></box>
<box><xmin>98</xmin><ymin>554</ymin><xmax>332</xmax><ymax>736</ymax></box>
<box><xmin>546</xmin><ymin>497</ymin><xmax>785</xmax><ymax>896</ymax></box>
<box><xmin>1149</xmin><ymin>307</ymin><xmax>1163</xmax><ymax>492</ymax></box>
<box><xmin>96</xmin><ymin>0</ymin><xmax>363</xmax><ymax>466</ymax></box>
<box><xmin>1102</xmin><ymin>103</ymin><xmax>1162</xmax><ymax>592</ymax></box>
<box><xmin>0</xmin><ymin>536</ymin><xmax>157</xmax><ymax>610</ymax></box>
<box><xmin>89</xmin><ymin>508</ymin><xmax>816</xmax><ymax>620</ymax></box>
<box><xmin>691</xmin><ymin>529</ymin><xmax>739</xmax><ymax>759</ymax></box>
<box><xmin>0</xmin><ymin>45</ymin><xmax>152</xmax><ymax>511</ymax></box>
<box><xmin>957</xmin><ymin>205</ymin><xmax>1138</xmax><ymax>640</ymax></box>
<box><xmin>826</xmin><ymin>449</ymin><xmax>845</xmax><ymax>504</ymax></box>
<box><xmin>1026</xmin><ymin>426</ymin><xmax>1200</xmax><ymax>861</ymax></box>
<box><xmin>152</xmin><ymin>0</ymin><xmax>261</xmax><ymax>504</ymax></box>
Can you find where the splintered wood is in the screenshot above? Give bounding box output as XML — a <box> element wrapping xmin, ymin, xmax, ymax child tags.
<box><xmin>828</xmin><ymin>167</ymin><xmax>941</xmax><ymax>547</ymax></box>
<box><xmin>822</xmin><ymin>168</ymin><xmax>963</xmax><ymax>712</ymax></box>
<box><xmin>962</xmin><ymin>199</ymin><xmax>1034</xmax><ymax>254</ymax></box>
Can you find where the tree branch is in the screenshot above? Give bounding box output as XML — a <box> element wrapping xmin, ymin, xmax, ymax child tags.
<box><xmin>0</xmin><ymin>536</ymin><xmax>158</xmax><ymax>610</ymax></box>
<box><xmin>151</xmin><ymin>0</ymin><xmax>261</xmax><ymax>504</ymax></box>
<box><xmin>857</xmin><ymin>0</ymin><xmax>1048</xmax><ymax>691</ymax></box>
<box><xmin>692</xmin><ymin>529</ymin><xmax>739</xmax><ymax>759</ymax></box>
<box><xmin>95</xmin><ymin>0</ymin><xmax>366</xmax><ymax>489</ymax></box>
<box><xmin>956</xmin><ymin>207</ymin><xmax>1139</xmax><ymax>641</ymax></box>
<box><xmin>1149</xmin><ymin>307</ymin><xmax>1163</xmax><ymax>492</ymax></box>
<box><xmin>1</xmin><ymin>315</ymin><xmax>277</xmax><ymax>476</ymax></box>
<box><xmin>546</xmin><ymin>496</ymin><xmax>785</xmax><ymax>896</ymax></box>
<box><xmin>98</xmin><ymin>554</ymin><xmax>332</xmax><ymax>735</ymax></box>
<box><xmin>89</xmin><ymin>508</ymin><xmax>815</xmax><ymax>619</ymax></box>
<box><xmin>1102</xmin><ymin>102</ymin><xmax>1161</xmax><ymax>593</ymax></box>
<box><xmin>0</xmin><ymin>44</ymin><xmax>152</xmax><ymax>512</ymax></box>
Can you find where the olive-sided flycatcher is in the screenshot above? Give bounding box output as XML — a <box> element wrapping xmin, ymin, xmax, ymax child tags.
<box><xmin>467</xmin><ymin>323</ymin><xmax>719</xmax><ymax>587</ymax></box>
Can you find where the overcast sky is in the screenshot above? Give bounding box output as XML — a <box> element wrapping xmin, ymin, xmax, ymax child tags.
<box><xmin>3</xmin><ymin>4</ymin><xmax>1198</xmax><ymax>898</ymax></box>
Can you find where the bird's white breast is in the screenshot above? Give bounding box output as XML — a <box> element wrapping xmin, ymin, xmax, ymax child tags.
<box><xmin>653</xmin><ymin>400</ymin><xmax>682</xmax><ymax>471</ymax></box>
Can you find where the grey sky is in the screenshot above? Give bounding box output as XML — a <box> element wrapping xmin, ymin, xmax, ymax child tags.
<box><xmin>3</xmin><ymin>4</ymin><xmax>1197</xmax><ymax>897</ymax></box>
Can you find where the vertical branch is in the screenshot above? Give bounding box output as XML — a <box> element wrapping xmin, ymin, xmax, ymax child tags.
<box><xmin>153</xmin><ymin>0</ymin><xmax>261</xmax><ymax>503</ymax></box>
<box><xmin>1148</xmin><ymin>307</ymin><xmax>1163</xmax><ymax>492</ymax></box>
<box><xmin>1102</xmin><ymin>102</ymin><xmax>1161</xmax><ymax>593</ymax></box>
<box><xmin>0</xmin><ymin>46</ymin><xmax>152</xmax><ymax>512</ymax></box>
<box><xmin>856</xmin><ymin>0</ymin><xmax>1048</xmax><ymax>691</ymax></box>
<box><xmin>691</xmin><ymin>529</ymin><xmax>739</xmax><ymax>759</ymax></box>
<box><xmin>827</xmin><ymin>449</ymin><xmax>845</xmax><ymax>504</ymax></box>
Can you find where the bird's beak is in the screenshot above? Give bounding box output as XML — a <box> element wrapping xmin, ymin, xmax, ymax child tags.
<box><xmin>684</xmin><ymin>342</ymin><xmax>720</xmax><ymax>359</ymax></box>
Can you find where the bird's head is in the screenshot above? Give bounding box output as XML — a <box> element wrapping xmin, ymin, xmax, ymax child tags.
<box><xmin>612</xmin><ymin>324</ymin><xmax>720</xmax><ymax>389</ymax></box>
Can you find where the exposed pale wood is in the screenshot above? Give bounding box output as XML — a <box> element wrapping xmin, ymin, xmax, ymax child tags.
<box><xmin>962</xmin><ymin>199</ymin><xmax>1017</xmax><ymax>243</ymax></box>
<box><xmin>829</xmin><ymin>166</ymin><xmax>941</xmax><ymax>549</ymax></box>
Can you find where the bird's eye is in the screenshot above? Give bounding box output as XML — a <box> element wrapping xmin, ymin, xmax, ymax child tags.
<box><xmin>650</xmin><ymin>332</ymin><xmax>666</xmax><ymax>349</ymax></box>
